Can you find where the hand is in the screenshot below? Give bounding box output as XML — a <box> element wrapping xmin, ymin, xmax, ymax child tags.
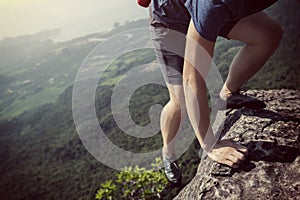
<box><xmin>207</xmin><ymin>139</ymin><xmax>248</xmax><ymax>169</ymax></box>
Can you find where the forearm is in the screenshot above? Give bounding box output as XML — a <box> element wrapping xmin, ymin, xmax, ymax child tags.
<box><xmin>183</xmin><ymin>61</ymin><xmax>217</xmax><ymax>152</ymax></box>
<box><xmin>183</xmin><ymin>21</ymin><xmax>217</xmax><ymax>153</ymax></box>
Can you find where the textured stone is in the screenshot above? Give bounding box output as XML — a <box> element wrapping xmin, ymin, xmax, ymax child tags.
<box><xmin>174</xmin><ymin>90</ymin><xmax>300</xmax><ymax>200</ymax></box>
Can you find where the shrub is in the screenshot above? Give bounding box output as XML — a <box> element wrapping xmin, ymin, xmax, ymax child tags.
<box><xmin>95</xmin><ymin>158</ymin><xmax>168</xmax><ymax>200</ymax></box>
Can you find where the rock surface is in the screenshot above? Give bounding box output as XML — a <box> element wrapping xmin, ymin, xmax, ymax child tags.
<box><xmin>174</xmin><ymin>90</ymin><xmax>300</xmax><ymax>200</ymax></box>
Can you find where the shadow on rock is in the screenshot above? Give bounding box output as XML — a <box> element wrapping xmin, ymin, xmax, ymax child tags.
<box><xmin>245</xmin><ymin>141</ymin><xmax>299</xmax><ymax>163</ymax></box>
<box><xmin>233</xmin><ymin>141</ymin><xmax>299</xmax><ymax>175</ymax></box>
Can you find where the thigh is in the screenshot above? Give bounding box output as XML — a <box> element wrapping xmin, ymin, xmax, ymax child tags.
<box><xmin>219</xmin><ymin>0</ymin><xmax>279</xmax><ymax>39</ymax></box>
<box><xmin>227</xmin><ymin>11</ymin><xmax>282</xmax><ymax>44</ymax></box>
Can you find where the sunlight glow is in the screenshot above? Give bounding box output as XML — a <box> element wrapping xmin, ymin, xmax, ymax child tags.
<box><xmin>0</xmin><ymin>0</ymin><xmax>39</xmax><ymax>6</ymax></box>
<box><xmin>0</xmin><ymin>0</ymin><xmax>148</xmax><ymax>41</ymax></box>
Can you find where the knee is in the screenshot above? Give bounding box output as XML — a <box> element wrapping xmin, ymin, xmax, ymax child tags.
<box><xmin>269</xmin><ymin>22</ymin><xmax>283</xmax><ymax>45</ymax></box>
<box><xmin>258</xmin><ymin>22</ymin><xmax>283</xmax><ymax>47</ymax></box>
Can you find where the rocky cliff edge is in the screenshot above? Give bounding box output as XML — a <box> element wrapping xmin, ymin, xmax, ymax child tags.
<box><xmin>174</xmin><ymin>89</ymin><xmax>300</xmax><ymax>200</ymax></box>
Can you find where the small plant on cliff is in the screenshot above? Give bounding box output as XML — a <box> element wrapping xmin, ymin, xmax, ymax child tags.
<box><xmin>95</xmin><ymin>158</ymin><xmax>168</xmax><ymax>200</ymax></box>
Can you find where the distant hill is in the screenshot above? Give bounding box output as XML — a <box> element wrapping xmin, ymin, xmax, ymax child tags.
<box><xmin>1</xmin><ymin>0</ymin><xmax>299</xmax><ymax>120</ymax></box>
<box><xmin>0</xmin><ymin>19</ymin><xmax>149</xmax><ymax>120</ymax></box>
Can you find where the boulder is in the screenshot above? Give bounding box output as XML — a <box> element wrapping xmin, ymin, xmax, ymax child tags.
<box><xmin>174</xmin><ymin>90</ymin><xmax>300</xmax><ymax>200</ymax></box>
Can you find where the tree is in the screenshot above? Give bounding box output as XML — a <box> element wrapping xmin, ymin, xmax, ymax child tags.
<box><xmin>113</xmin><ymin>22</ymin><xmax>120</xmax><ymax>28</ymax></box>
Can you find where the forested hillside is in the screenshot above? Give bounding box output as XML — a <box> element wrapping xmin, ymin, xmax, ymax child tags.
<box><xmin>0</xmin><ymin>1</ymin><xmax>299</xmax><ymax>199</ymax></box>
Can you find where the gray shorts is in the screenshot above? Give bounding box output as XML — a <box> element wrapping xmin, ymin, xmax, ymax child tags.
<box><xmin>151</xmin><ymin>25</ymin><xmax>186</xmax><ymax>85</ymax></box>
<box><xmin>150</xmin><ymin>0</ymin><xmax>190</xmax><ymax>85</ymax></box>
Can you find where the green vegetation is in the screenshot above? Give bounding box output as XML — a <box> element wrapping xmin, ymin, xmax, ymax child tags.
<box><xmin>95</xmin><ymin>158</ymin><xmax>168</xmax><ymax>200</ymax></box>
<box><xmin>0</xmin><ymin>19</ymin><xmax>151</xmax><ymax>120</ymax></box>
<box><xmin>0</xmin><ymin>1</ymin><xmax>299</xmax><ymax>199</ymax></box>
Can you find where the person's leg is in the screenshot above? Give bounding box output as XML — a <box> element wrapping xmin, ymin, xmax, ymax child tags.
<box><xmin>157</xmin><ymin>63</ymin><xmax>186</xmax><ymax>184</ymax></box>
<box><xmin>150</xmin><ymin>24</ymin><xmax>188</xmax><ymax>183</ymax></box>
<box><xmin>220</xmin><ymin>12</ymin><xmax>282</xmax><ymax>98</ymax></box>
<box><xmin>161</xmin><ymin>84</ymin><xmax>186</xmax><ymax>155</ymax></box>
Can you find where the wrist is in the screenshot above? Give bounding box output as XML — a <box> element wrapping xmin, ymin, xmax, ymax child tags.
<box><xmin>201</xmin><ymin>135</ymin><xmax>218</xmax><ymax>153</ymax></box>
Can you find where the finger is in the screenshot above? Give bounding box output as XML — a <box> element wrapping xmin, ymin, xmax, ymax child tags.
<box><xmin>231</xmin><ymin>163</ymin><xmax>239</xmax><ymax>169</ymax></box>
<box><xmin>224</xmin><ymin>146</ymin><xmax>246</xmax><ymax>162</ymax></box>
<box><xmin>227</xmin><ymin>154</ymin><xmax>243</xmax><ymax>164</ymax></box>
<box><xmin>222</xmin><ymin>159</ymin><xmax>239</xmax><ymax>169</ymax></box>
<box><xmin>232</xmin><ymin>150</ymin><xmax>246</xmax><ymax>162</ymax></box>
<box><xmin>229</xmin><ymin>141</ymin><xmax>248</xmax><ymax>155</ymax></box>
<box><xmin>236</xmin><ymin>144</ymin><xmax>248</xmax><ymax>155</ymax></box>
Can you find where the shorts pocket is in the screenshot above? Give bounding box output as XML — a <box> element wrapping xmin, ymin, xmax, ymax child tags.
<box><xmin>150</xmin><ymin>25</ymin><xmax>169</xmax><ymax>41</ymax></box>
<box><xmin>158</xmin><ymin>0</ymin><xmax>169</xmax><ymax>7</ymax></box>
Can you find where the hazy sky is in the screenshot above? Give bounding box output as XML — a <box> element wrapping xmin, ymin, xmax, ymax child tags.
<box><xmin>0</xmin><ymin>0</ymin><xmax>149</xmax><ymax>41</ymax></box>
